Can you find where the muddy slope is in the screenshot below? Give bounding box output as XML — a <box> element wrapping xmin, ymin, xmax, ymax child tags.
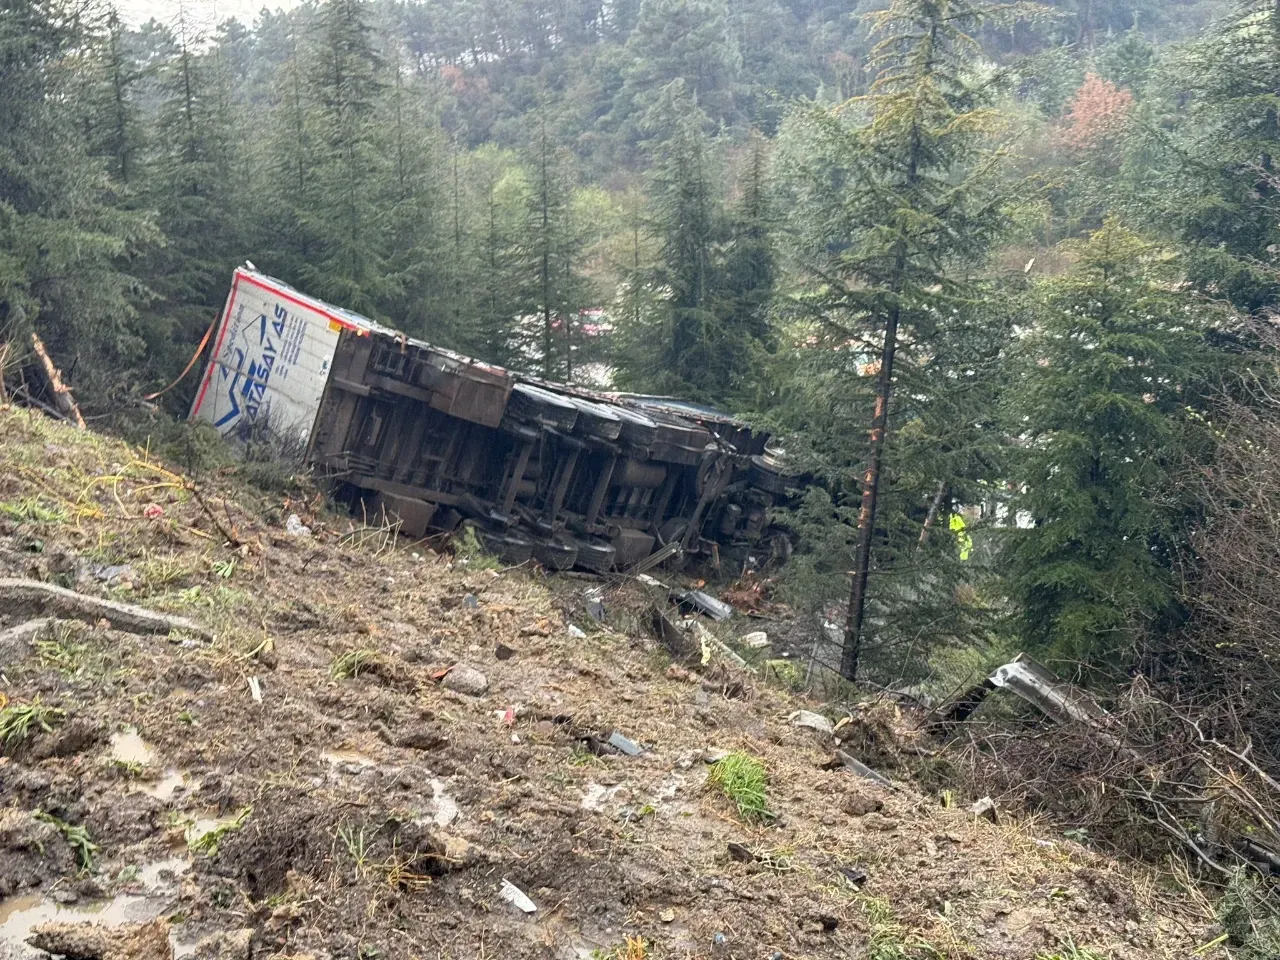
<box><xmin>0</xmin><ymin>407</ymin><xmax>1209</xmax><ymax>960</ymax></box>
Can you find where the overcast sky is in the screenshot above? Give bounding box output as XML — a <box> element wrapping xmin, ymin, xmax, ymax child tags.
<box><xmin>117</xmin><ymin>0</ymin><xmax>301</xmax><ymax>29</ymax></box>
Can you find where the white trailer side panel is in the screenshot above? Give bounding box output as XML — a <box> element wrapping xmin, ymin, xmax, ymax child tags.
<box><xmin>190</xmin><ymin>269</ymin><xmax>359</xmax><ymax>445</ymax></box>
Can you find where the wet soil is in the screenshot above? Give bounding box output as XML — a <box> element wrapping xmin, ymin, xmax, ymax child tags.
<box><xmin>0</xmin><ymin>407</ymin><xmax>1211</xmax><ymax>960</ymax></box>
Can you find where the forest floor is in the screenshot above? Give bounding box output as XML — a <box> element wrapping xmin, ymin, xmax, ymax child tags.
<box><xmin>0</xmin><ymin>405</ymin><xmax>1221</xmax><ymax>960</ymax></box>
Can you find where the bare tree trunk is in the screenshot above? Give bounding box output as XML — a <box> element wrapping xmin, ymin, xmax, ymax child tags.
<box><xmin>918</xmin><ymin>481</ymin><xmax>949</xmax><ymax>547</ymax></box>
<box><xmin>30</xmin><ymin>333</ymin><xmax>86</xmax><ymax>430</ymax></box>
<box><xmin>841</xmin><ymin>302</ymin><xmax>901</xmax><ymax>680</ymax></box>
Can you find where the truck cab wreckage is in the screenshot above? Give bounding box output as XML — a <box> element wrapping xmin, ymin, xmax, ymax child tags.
<box><xmin>190</xmin><ymin>267</ymin><xmax>801</xmax><ymax>573</ymax></box>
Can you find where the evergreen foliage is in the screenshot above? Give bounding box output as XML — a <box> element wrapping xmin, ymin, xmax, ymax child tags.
<box><xmin>0</xmin><ymin>0</ymin><xmax>1271</xmax><ymax>688</ymax></box>
<box><xmin>1002</xmin><ymin>220</ymin><xmax>1231</xmax><ymax>662</ymax></box>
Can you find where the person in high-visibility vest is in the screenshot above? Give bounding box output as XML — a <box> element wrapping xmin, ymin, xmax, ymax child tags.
<box><xmin>950</xmin><ymin>512</ymin><xmax>972</xmax><ymax>561</ymax></box>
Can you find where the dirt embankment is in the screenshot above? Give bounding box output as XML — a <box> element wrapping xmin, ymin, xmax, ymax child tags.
<box><xmin>0</xmin><ymin>407</ymin><xmax>1213</xmax><ymax>960</ymax></box>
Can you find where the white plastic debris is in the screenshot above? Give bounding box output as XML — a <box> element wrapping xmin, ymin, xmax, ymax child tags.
<box><xmin>431</xmin><ymin>778</ymin><xmax>458</xmax><ymax>828</ymax></box>
<box><xmin>581</xmin><ymin>782</ymin><xmax>624</xmax><ymax>811</ymax></box>
<box><xmin>499</xmin><ymin>878</ymin><xmax>537</xmax><ymax>913</ymax></box>
<box><xmin>740</xmin><ymin>631</ymin><xmax>769</xmax><ymax>649</ymax></box>
<box><xmin>247</xmin><ymin>676</ymin><xmax>263</xmax><ymax>703</ymax></box>
<box><xmin>788</xmin><ymin>710</ymin><xmax>835</xmax><ymax>736</ymax></box>
<box><xmin>969</xmin><ymin>796</ymin><xmax>999</xmax><ymax>823</ymax></box>
<box><xmin>567</xmin><ymin>624</ymin><xmax>587</xmax><ymax>639</ymax></box>
<box><xmin>285</xmin><ymin>514</ymin><xmax>311</xmax><ymax>537</ymax></box>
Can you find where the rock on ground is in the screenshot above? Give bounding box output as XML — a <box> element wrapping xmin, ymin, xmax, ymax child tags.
<box><xmin>27</xmin><ymin>919</ymin><xmax>172</xmax><ymax>960</ymax></box>
<box><xmin>442</xmin><ymin>663</ymin><xmax>488</xmax><ymax>696</ymax></box>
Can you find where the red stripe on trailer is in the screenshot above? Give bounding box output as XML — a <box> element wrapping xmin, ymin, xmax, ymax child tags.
<box><xmin>190</xmin><ymin>271</ymin><xmax>243</xmax><ymax>420</ymax></box>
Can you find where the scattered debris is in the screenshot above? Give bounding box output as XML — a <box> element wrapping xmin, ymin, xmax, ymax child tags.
<box><xmin>441</xmin><ymin>664</ymin><xmax>489</xmax><ymax>697</ymax></box>
<box><xmin>247</xmin><ymin>677</ymin><xmax>263</xmax><ymax>703</ymax></box>
<box><xmin>463</xmin><ymin>593</ymin><xmax>480</xmax><ymax>610</ymax></box>
<box><xmin>695</xmin><ymin>622</ymin><xmax>747</xmax><ymax>668</ymax></box>
<box><xmin>499</xmin><ymin>879</ymin><xmax>537</xmax><ymax>914</ymax></box>
<box><xmin>567</xmin><ymin>624</ymin><xmax>587</xmax><ymax>639</ymax></box>
<box><xmin>653</xmin><ymin>608</ymin><xmax>698</xmax><ymax>662</ymax></box>
<box><xmin>494</xmin><ymin>643</ymin><xmax>516</xmax><ymax>661</ymax></box>
<box><xmin>586</xmin><ymin>598</ymin><xmax>605</xmax><ymax>622</ymax></box>
<box><xmin>727</xmin><ymin>841</ymin><xmax>755</xmax><ymax>863</ymax></box>
<box><xmin>431</xmin><ymin>778</ymin><xmax>459</xmax><ymax>827</ymax></box>
<box><xmin>934</xmin><ymin>651</ymin><xmax>1108</xmax><ymax>728</ymax></box>
<box><xmin>970</xmin><ymin>796</ymin><xmax>999</xmax><ymax>823</ymax></box>
<box><xmin>739</xmin><ymin>630</ymin><xmax>769</xmax><ymax>649</ymax></box>
<box><xmin>676</xmin><ymin>589</ymin><xmax>733</xmax><ymax>621</ymax></box>
<box><xmin>837</xmin><ymin>865</ymin><xmax>869</xmax><ymax>887</ymax></box>
<box><xmin>284</xmin><ymin>514</ymin><xmax>311</xmax><ymax>537</ymax></box>
<box><xmin>788</xmin><ymin>710</ymin><xmax>834</xmax><ymax>736</ymax></box>
<box><xmin>712</xmin><ymin>932</ymin><xmax>730</xmax><ymax>953</ymax></box>
<box><xmin>141</xmin><ymin>503</ymin><xmax>165</xmax><ymax>521</ymax></box>
<box><xmin>607</xmin><ymin>731</ymin><xmax>643</xmax><ymax>756</ymax></box>
<box><xmin>0</xmin><ymin>578</ymin><xmax>212</xmax><ymax>640</ymax></box>
<box><xmin>659</xmin><ymin>908</ymin><xmax>676</xmax><ymax>923</ymax></box>
<box><xmin>834</xmin><ymin>750</ymin><xmax>895</xmax><ymax>790</ymax></box>
<box><xmin>581</xmin><ymin>783</ymin><xmax>625</xmax><ymax>811</ymax></box>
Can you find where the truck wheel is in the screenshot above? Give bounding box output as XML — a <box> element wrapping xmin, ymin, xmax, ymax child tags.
<box><xmin>534</xmin><ymin>537</ymin><xmax>579</xmax><ymax>571</ymax></box>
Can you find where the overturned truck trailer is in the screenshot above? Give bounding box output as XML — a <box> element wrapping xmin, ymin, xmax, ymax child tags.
<box><xmin>190</xmin><ymin>267</ymin><xmax>799</xmax><ymax>572</ymax></box>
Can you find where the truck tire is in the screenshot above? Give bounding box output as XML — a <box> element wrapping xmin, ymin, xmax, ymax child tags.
<box><xmin>534</xmin><ymin>537</ymin><xmax>579</xmax><ymax>571</ymax></box>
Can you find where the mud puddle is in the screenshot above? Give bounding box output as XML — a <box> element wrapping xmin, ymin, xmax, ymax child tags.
<box><xmin>109</xmin><ymin>728</ymin><xmax>155</xmax><ymax>766</ymax></box>
<box><xmin>0</xmin><ymin>857</ymin><xmax>189</xmax><ymax>959</ymax></box>
<box><xmin>110</xmin><ymin>729</ymin><xmax>189</xmax><ymax>802</ymax></box>
<box><xmin>138</xmin><ymin>769</ymin><xmax>187</xmax><ymax>801</ymax></box>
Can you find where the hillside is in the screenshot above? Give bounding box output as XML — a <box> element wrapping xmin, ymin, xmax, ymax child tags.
<box><xmin>0</xmin><ymin>405</ymin><xmax>1215</xmax><ymax>959</ymax></box>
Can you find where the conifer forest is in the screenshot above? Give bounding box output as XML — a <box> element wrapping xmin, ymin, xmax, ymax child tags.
<box><xmin>16</xmin><ymin>0</ymin><xmax>1280</xmax><ymax>921</ymax></box>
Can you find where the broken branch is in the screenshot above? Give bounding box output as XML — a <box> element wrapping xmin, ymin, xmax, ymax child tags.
<box><xmin>29</xmin><ymin>332</ymin><xmax>85</xmax><ymax>430</ymax></box>
<box><xmin>0</xmin><ymin>578</ymin><xmax>212</xmax><ymax>640</ymax></box>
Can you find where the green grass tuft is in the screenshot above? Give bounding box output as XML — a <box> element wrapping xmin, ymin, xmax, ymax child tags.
<box><xmin>0</xmin><ymin>496</ymin><xmax>67</xmax><ymax>523</ymax></box>
<box><xmin>331</xmin><ymin>648</ymin><xmax>381</xmax><ymax>680</ymax></box>
<box><xmin>709</xmin><ymin>751</ymin><xmax>771</xmax><ymax>822</ymax></box>
<box><xmin>34</xmin><ymin>810</ymin><xmax>100</xmax><ymax>870</ymax></box>
<box><xmin>1035</xmin><ymin>942</ymin><xmax>1109</xmax><ymax>960</ymax></box>
<box><xmin>0</xmin><ymin>698</ymin><xmax>66</xmax><ymax>747</ymax></box>
<box><xmin>452</xmin><ymin>525</ymin><xmax>501</xmax><ymax>571</ymax></box>
<box><xmin>188</xmin><ymin>806</ymin><xmax>253</xmax><ymax>856</ymax></box>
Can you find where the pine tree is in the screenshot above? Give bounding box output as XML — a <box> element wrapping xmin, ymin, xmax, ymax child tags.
<box><xmin>0</xmin><ymin>0</ymin><xmax>157</xmax><ymax>399</ymax></box>
<box><xmin>615</xmin><ymin>79</ymin><xmax>725</xmax><ymax>398</ymax></box>
<box><xmin>377</xmin><ymin>27</ymin><xmax>452</xmax><ymax>342</ymax></box>
<box><xmin>93</xmin><ymin>10</ymin><xmax>144</xmax><ymax>185</ymax></box>
<box><xmin>517</xmin><ymin>117</ymin><xmax>585</xmax><ymax>379</ymax></box>
<box><xmin>135</xmin><ymin>8</ymin><xmax>244</xmax><ymax>397</ymax></box>
<box><xmin>461</xmin><ymin>144</ymin><xmax>526</xmax><ymax>366</ymax></box>
<box><xmin>613</xmin><ymin>0</ymin><xmax>741</xmax><ymax>138</ymax></box>
<box><xmin>1147</xmin><ymin>1</ymin><xmax>1280</xmax><ymax>315</ymax></box>
<box><xmin>1003</xmin><ymin>219</ymin><xmax>1232</xmax><ymax>664</ymax></box>
<box><xmin>775</xmin><ymin>0</ymin><xmax>1016</xmax><ymax>680</ymax></box>
<box><xmin>299</xmin><ymin>0</ymin><xmax>389</xmax><ymax>314</ymax></box>
<box><xmin>713</xmin><ymin>130</ymin><xmax>776</xmax><ymax>405</ymax></box>
<box><xmin>257</xmin><ymin>29</ymin><xmax>319</xmax><ymax>281</ymax></box>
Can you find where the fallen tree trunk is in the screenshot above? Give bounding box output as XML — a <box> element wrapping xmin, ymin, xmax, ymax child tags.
<box><xmin>0</xmin><ymin>579</ymin><xmax>211</xmax><ymax>640</ymax></box>
<box><xmin>30</xmin><ymin>332</ymin><xmax>86</xmax><ymax>430</ymax></box>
